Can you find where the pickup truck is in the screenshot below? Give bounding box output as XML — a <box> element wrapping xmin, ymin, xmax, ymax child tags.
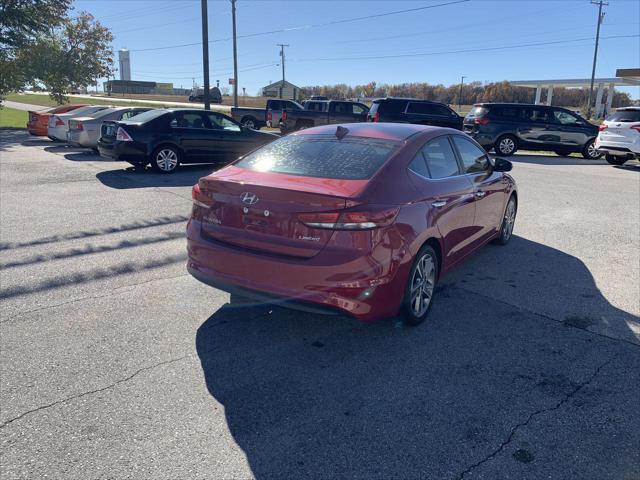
<box><xmin>230</xmin><ymin>99</ymin><xmax>303</xmax><ymax>130</ymax></box>
<box><xmin>279</xmin><ymin>100</ymin><xmax>369</xmax><ymax>133</ymax></box>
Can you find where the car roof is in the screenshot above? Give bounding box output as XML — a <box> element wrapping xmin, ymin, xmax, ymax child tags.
<box><xmin>474</xmin><ymin>102</ymin><xmax>549</xmax><ymax>107</ymax></box>
<box><xmin>373</xmin><ymin>97</ymin><xmax>438</xmax><ymax>103</ymax></box>
<box><xmin>616</xmin><ymin>106</ymin><xmax>640</xmax><ymax>111</ymax></box>
<box><xmin>294</xmin><ymin>122</ymin><xmax>453</xmax><ymax>142</ymax></box>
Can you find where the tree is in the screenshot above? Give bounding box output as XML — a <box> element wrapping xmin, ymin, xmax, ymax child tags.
<box><xmin>0</xmin><ymin>1</ymin><xmax>114</xmax><ymax>103</ymax></box>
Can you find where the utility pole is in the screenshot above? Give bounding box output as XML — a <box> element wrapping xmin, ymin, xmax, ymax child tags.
<box><xmin>586</xmin><ymin>0</ymin><xmax>607</xmax><ymax>119</ymax></box>
<box><xmin>201</xmin><ymin>0</ymin><xmax>211</xmax><ymax>110</ymax></box>
<box><xmin>231</xmin><ymin>0</ymin><xmax>238</xmax><ymax>108</ymax></box>
<box><xmin>458</xmin><ymin>75</ymin><xmax>466</xmax><ymax>112</ymax></box>
<box><xmin>277</xmin><ymin>43</ymin><xmax>289</xmax><ymax>99</ymax></box>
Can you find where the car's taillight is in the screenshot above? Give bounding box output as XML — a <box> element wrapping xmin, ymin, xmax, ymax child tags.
<box><xmin>76</xmin><ymin>122</ymin><xmax>83</xmax><ymax>131</ymax></box>
<box><xmin>54</xmin><ymin>116</ymin><xmax>64</xmax><ymax>126</ymax></box>
<box><xmin>116</xmin><ymin>127</ymin><xmax>133</xmax><ymax>141</ymax></box>
<box><xmin>191</xmin><ymin>183</ymin><xmax>211</xmax><ymax>209</ymax></box>
<box><xmin>474</xmin><ymin>117</ymin><xmax>490</xmax><ymax>125</ymax></box>
<box><xmin>298</xmin><ymin>207</ymin><xmax>399</xmax><ymax>230</ymax></box>
<box><xmin>598</xmin><ymin>124</ymin><xmax>608</xmax><ymax>131</ymax></box>
<box><xmin>281</xmin><ymin>110</ymin><xmax>287</xmax><ymax>122</ymax></box>
<box><xmin>630</xmin><ymin>124</ymin><xmax>640</xmax><ymax>133</ymax></box>
<box><xmin>373</xmin><ymin>111</ymin><xmax>380</xmax><ymax>122</ymax></box>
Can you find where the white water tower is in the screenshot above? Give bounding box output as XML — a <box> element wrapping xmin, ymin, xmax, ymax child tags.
<box><xmin>118</xmin><ymin>49</ymin><xmax>131</xmax><ymax>81</ymax></box>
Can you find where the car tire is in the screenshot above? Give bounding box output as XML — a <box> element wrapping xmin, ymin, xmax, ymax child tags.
<box><xmin>241</xmin><ymin>116</ymin><xmax>257</xmax><ymax>129</ymax></box>
<box><xmin>581</xmin><ymin>139</ymin><xmax>602</xmax><ymax>159</ymax></box>
<box><xmin>605</xmin><ymin>154</ymin><xmax>627</xmax><ymax>166</ymax></box>
<box><xmin>494</xmin><ymin>135</ymin><xmax>518</xmax><ymax>156</ymax></box>
<box><xmin>493</xmin><ymin>195</ymin><xmax>517</xmax><ymax>245</ymax></box>
<box><xmin>554</xmin><ymin>150</ymin><xmax>571</xmax><ymax>157</ymax></box>
<box><xmin>151</xmin><ymin>145</ymin><xmax>180</xmax><ymax>174</ymax></box>
<box><xmin>402</xmin><ymin>245</ymin><xmax>439</xmax><ymax>326</ymax></box>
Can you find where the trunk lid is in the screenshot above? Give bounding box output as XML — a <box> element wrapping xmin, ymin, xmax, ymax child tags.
<box><xmin>198</xmin><ymin>166</ymin><xmax>367</xmax><ymax>258</ymax></box>
<box><xmin>100</xmin><ymin>121</ymin><xmax>118</xmax><ymax>143</ymax></box>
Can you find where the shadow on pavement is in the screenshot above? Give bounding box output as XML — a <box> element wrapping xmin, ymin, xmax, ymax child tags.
<box><xmin>196</xmin><ymin>235</ymin><xmax>638</xmax><ymax>479</ymax></box>
<box><xmin>95</xmin><ymin>164</ymin><xmax>218</xmax><ymax>189</ymax></box>
<box><xmin>509</xmin><ymin>154</ymin><xmax>607</xmax><ymax>166</ymax></box>
<box><xmin>614</xmin><ymin>163</ymin><xmax>640</xmax><ymax>172</ymax></box>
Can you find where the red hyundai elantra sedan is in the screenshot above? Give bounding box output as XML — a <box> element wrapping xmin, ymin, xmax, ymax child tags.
<box><xmin>187</xmin><ymin>123</ymin><xmax>517</xmax><ymax>324</ymax></box>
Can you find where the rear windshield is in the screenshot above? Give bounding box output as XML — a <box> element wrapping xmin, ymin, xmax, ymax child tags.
<box><xmin>122</xmin><ymin>109</ymin><xmax>167</xmax><ymax>123</ymax></box>
<box><xmin>467</xmin><ymin>106</ymin><xmax>488</xmax><ymax>117</ymax></box>
<box><xmin>606</xmin><ymin>109</ymin><xmax>640</xmax><ymax>122</ymax></box>
<box><xmin>87</xmin><ymin>108</ymin><xmax>117</xmax><ymax>119</ymax></box>
<box><xmin>65</xmin><ymin>106</ymin><xmax>103</xmax><ymax>117</ymax></box>
<box><xmin>235</xmin><ymin>134</ymin><xmax>399</xmax><ymax>180</ymax></box>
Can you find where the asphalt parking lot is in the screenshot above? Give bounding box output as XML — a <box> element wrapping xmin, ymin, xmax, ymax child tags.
<box><xmin>1</xmin><ymin>129</ymin><xmax>639</xmax><ymax>479</ymax></box>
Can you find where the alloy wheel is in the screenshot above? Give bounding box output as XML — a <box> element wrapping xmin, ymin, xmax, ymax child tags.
<box><xmin>156</xmin><ymin>149</ymin><xmax>178</xmax><ymax>172</ymax></box>
<box><xmin>502</xmin><ymin>199</ymin><xmax>516</xmax><ymax>241</ymax></box>
<box><xmin>586</xmin><ymin>142</ymin><xmax>599</xmax><ymax>159</ymax></box>
<box><xmin>498</xmin><ymin>137</ymin><xmax>515</xmax><ymax>155</ymax></box>
<box><xmin>409</xmin><ymin>253</ymin><xmax>436</xmax><ymax>318</ymax></box>
<box><xmin>243</xmin><ymin>119</ymin><xmax>256</xmax><ymax>129</ymax></box>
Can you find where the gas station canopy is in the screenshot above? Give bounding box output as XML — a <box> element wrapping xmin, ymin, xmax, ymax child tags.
<box><xmin>510</xmin><ymin>70</ymin><xmax>640</xmax><ymax>117</ymax></box>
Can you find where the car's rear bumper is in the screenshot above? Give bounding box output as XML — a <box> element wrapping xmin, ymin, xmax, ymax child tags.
<box><xmin>97</xmin><ymin>140</ymin><xmax>148</xmax><ymax>163</ymax></box>
<box><xmin>595</xmin><ymin>139</ymin><xmax>640</xmax><ymax>157</ymax></box>
<box><xmin>27</xmin><ymin>121</ymin><xmax>47</xmax><ymax>136</ymax></box>
<box><xmin>66</xmin><ymin>130</ymin><xmax>95</xmax><ymax>148</ymax></box>
<box><xmin>186</xmin><ymin>219</ymin><xmax>408</xmax><ymax>322</ymax></box>
<box><xmin>47</xmin><ymin>126</ymin><xmax>67</xmax><ymax>141</ymax></box>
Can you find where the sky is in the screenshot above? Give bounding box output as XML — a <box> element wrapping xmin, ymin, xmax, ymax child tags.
<box><xmin>73</xmin><ymin>0</ymin><xmax>640</xmax><ymax>98</ymax></box>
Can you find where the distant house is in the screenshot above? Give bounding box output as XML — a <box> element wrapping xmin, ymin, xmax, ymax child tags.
<box><xmin>262</xmin><ymin>80</ymin><xmax>300</xmax><ymax>100</ymax></box>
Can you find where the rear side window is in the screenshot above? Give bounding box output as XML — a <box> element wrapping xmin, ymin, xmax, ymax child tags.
<box><xmin>490</xmin><ymin>106</ymin><xmax>521</xmax><ymax>119</ymax></box>
<box><xmin>606</xmin><ymin>110</ymin><xmax>640</xmax><ymax>122</ymax></box>
<box><xmin>421</xmin><ymin>137</ymin><xmax>460</xmax><ymax>179</ymax></box>
<box><xmin>409</xmin><ymin>153</ymin><xmax>430</xmax><ymax>178</ymax></box>
<box><xmin>375</xmin><ymin>99</ymin><xmax>405</xmax><ymax>115</ymax></box>
<box><xmin>452</xmin><ymin>136</ymin><xmax>489</xmax><ymax>174</ymax></box>
<box><xmin>406</xmin><ymin>102</ymin><xmax>435</xmax><ymax>115</ymax></box>
<box><xmin>235</xmin><ymin>135</ymin><xmax>399</xmax><ymax>180</ymax></box>
<box><xmin>525</xmin><ymin>107</ymin><xmax>550</xmax><ymax>123</ymax></box>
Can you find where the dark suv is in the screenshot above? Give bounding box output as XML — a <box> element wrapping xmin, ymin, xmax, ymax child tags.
<box><xmin>367</xmin><ymin>97</ymin><xmax>463</xmax><ymax>130</ymax></box>
<box><xmin>463</xmin><ymin>103</ymin><xmax>601</xmax><ymax>158</ymax></box>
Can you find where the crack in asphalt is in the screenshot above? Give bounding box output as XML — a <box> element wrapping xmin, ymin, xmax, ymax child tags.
<box><xmin>0</xmin><ymin>307</ymin><xmax>265</xmax><ymax>430</ymax></box>
<box><xmin>454</xmin><ymin>284</ymin><xmax>640</xmax><ymax>349</ymax></box>
<box><xmin>455</xmin><ymin>353</ymin><xmax>619</xmax><ymax>480</ymax></box>
<box><xmin>0</xmin><ymin>355</ymin><xmax>190</xmax><ymax>430</ymax></box>
<box><xmin>1</xmin><ymin>273</ymin><xmax>190</xmax><ymax>324</ymax></box>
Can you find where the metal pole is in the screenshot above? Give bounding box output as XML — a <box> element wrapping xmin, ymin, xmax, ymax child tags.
<box><xmin>277</xmin><ymin>43</ymin><xmax>289</xmax><ymax>99</ymax></box>
<box><xmin>458</xmin><ymin>75</ymin><xmax>466</xmax><ymax>112</ymax></box>
<box><xmin>201</xmin><ymin>0</ymin><xmax>210</xmax><ymax>110</ymax></box>
<box><xmin>231</xmin><ymin>0</ymin><xmax>238</xmax><ymax>108</ymax></box>
<box><xmin>586</xmin><ymin>0</ymin><xmax>606</xmax><ymax>119</ymax></box>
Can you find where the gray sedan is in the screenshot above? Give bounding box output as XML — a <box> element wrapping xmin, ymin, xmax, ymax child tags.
<box><xmin>66</xmin><ymin>107</ymin><xmax>152</xmax><ymax>149</ymax></box>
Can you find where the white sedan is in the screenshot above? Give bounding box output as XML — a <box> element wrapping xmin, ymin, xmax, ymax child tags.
<box><xmin>595</xmin><ymin>107</ymin><xmax>640</xmax><ymax>165</ymax></box>
<box><xmin>47</xmin><ymin>105</ymin><xmax>109</xmax><ymax>141</ymax></box>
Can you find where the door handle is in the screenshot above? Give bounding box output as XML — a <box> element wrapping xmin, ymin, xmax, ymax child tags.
<box><xmin>475</xmin><ymin>191</ymin><xmax>486</xmax><ymax>198</ymax></box>
<box><xmin>432</xmin><ymin>200</ymin><xmax>447</xmax><ymax>208</ymax></box>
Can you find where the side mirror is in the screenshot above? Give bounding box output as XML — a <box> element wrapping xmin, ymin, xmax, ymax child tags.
<box><xmin>493</xmin><ymin>157</ymin><xmax>512</xmax><ymax>172</ymax></box>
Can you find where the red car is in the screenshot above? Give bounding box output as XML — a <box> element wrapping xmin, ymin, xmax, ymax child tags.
<box><xmin>187</xmin><ymin>123</ymin><xmax>517</xmax><ymax>324</ymax></box>
<box><xmin>27</xmin><ymin>104</ymin><xmax>87</xmax><ymax>137</ymax></box>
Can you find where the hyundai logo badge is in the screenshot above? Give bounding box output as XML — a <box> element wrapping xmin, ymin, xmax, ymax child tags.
<box><xmin>240</xmin><ymin>192</ymin><xmax>258</xmax><ymax>205</ymax></box>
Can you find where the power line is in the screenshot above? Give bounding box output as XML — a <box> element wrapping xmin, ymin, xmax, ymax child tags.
<box><xmin>128</xmin><ymin>0</ymin><xmax>469</xmax><ymax>52</ymax></box>
<box><xmin>335</xmin><ymin>4</ymin><xmax>585</xmax><ymax>44</ymax></box>
<box><xmin>289</xmin><ymin>34</ymin><xmax>639</xmax><ymax>62</ymax></box>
